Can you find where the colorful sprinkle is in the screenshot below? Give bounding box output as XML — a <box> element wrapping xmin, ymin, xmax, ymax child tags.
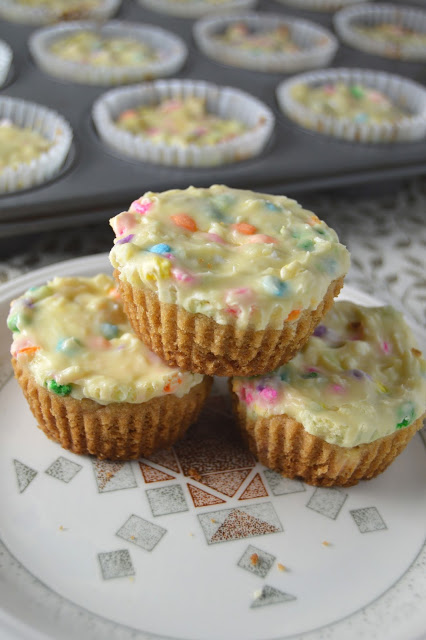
<box><xmin>148</xmin><ymin>243</ymin><xmax>172</xmax><ymax>255</ymax></box>
<box><xmin>232</xmin><ymin>222</ymin><xmax>257</xmax><ymax>235</ymax></box>
<box><xmin>100</xmin><ymin>323</ymin><xmax>119</xmax><ymax>340</ymax></box>
<box><xmin>261</xmin><ymin>275</ymin><xmax>289</xmax><ymax>297</ymax></box>
<box><xmin>108</xmin><ymin>287</ymin><xmax>120</xmax><ymax>300</ymax></box>
<box><xmin>88</xmin><ymin>336</ymin><xmax>111</xmax><ymax>350</ymax></box>
<box><xmin>16</xmin><ymin>346</ymin><xmax>40</xmax><ymax>357</ymax></box>
<box><xmin>118</xmin><ymin>109</ymin><xmax>137</xmax><ymax>121</ymax></box>
<box><xmin>246</xmin><ymin>234</ymin><xmax>278</xmax><ymax>244</ymax></box>
<box><xmin>171</xmin><ymin>214</ymin><xmax>198</xmax><ymax>232</ymax></box>
<box><xmin>307</xmin><ymin>214</ymin><xmax>321</xmax><ymax>226</ymax></box>
<box><xmin>382</xmin><ymin>341</ymin><xmax>391</xmax><ymax>355</ymax></box>
<box><xmin>202</xmin><ymin>232</ymin><xmax>226</xmax><ymax>244</ymax></box>
<box><xmin>349</xmin><ymin>369</ymin><xmax>364</xmax><ymax>379</ymax></box>
<box><xmin>286</xmin><ymin>309</ymin><xmax>301</xmax><ymax>322</ymax></box>
<box><xmin>116</xmin><ymin>234</ymin><xmax>134</xmax><ymax>245</ymax></box>
<box><xmin>171</xmin><ymin>267</ymin><xmax>195</xmax><ymax>283</ymax></box>
<box><xmin>56</xmin><ymin>337</ymin><xmax>82</xmax><ymax>355</ymax></box>
<box><xmin>115</xmin><ymin>212</ymin><xmax>136</xmax><ymax>236</ymax></box>
<box><xmin>297</xmin><ymin>239</ymin><xmax>315</xmax><ymax>252</ymax></box>
<box><xmin>46</xmin><ymin>379</ymin><xmax>72</xmax><ymax>396</ymax></box>
<box><xmin>132</xmin><ymin>198</ymin><xmax>153</xmax><ymax>215</ymax></box>
<box><xmin>331</xmin><ymin>384</ymin><xmax>345</xmax><ymax>394</ymax></box>
<box><xmin>7</xmin><ymin>314</ymin><xmax>19</xmax><ymax>332</ymax></box>
<box><xmin>396</xmin><ymin>402</ymin><xmax>415</xmax><ymax>429</ymax></box>
<box><xmin>350</xmin><ymin>85</ymin><xmax>365</xmax><ymax>99</ymax></box>
<box><xmin>313</xmin><ymin>325</ymin><xmax>327</xmax><ymax>338</ymax></box>
<box><xmin>264</xmin><ymin>201</ymin><xmax>281</xmax><ymax>212</ymax></box>
<box><xmin>260</xmin><ymin>387</ymin><xmax>278</xmax><ymax>402</ymax></box>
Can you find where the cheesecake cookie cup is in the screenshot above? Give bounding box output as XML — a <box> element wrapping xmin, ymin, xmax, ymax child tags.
<box><xmin>136</xmin><ymin>0</ymin><xmax>256</xmax><ymax>19</ymax></box>
<box><xmin>334</xmin><ymin>3</ymin><xmax>426</xmax><ymax>62</ymax></box>
<box><xmin>0</xmin><ymin>97</ymin><xmax>73</xmax><ymax>194</ymax></box>
<box><xmin>0</xmin><ymin>0</ymin><xmax>121</xmax><ymax>24</ymax></box>
<box><xmin>29</xmin><ymin>21</ymin><xmax>187</xmax><ymax>86</ymax></box>
<box><xmin>92</xmin><ymin>80</ymin><xmax>274</xmax><ymax>167</ymax></box>
<box><xmin>193</xmin><ymin>12</ymin><xmax>337</xmax><ymax>73</ymax></box>
<box><xmin>231</xmin><ymin>301</ymin><xmax>426</xmax><ymax>487</ymax></box>
<box><xmin>277</xmin><ymin>67</ymin><xmax>426</xmax><ymax>143</ymax></box>
<box><xmin>110</xmin><ymin>185</ymin><xmax>350</xmax><ymax>377</ymax></box>
<box><xmin>275</xmin><ymin>0</ymin><xmax>366</xmax><ymax>12</ymax></box>
<box><xmin>8</xmin><ymin>274</ymin><xmax>211</xmax><ymax>460</ymax></box>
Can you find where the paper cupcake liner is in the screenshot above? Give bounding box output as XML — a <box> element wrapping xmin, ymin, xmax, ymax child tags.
<box><xmin>0</xmin><ymin>0</ymin><xmax>121</xmax><ymax>25</ymax></box>
<box><xmin>0</xmin><ymin>96</ymin><xmax>73</xmax><ymax>194</ymax></box>
<box><xmin>194</xmin><ymin>12</ymin><xmax>337</xmax><ymax>73</ymax></box>
<box><xmin>275</xmin><ymin>0</ymin><xmax>367</xmax><ymax>12</ymax></box>
<box><xmin>114</xmin><ymin>269</ymin><xmax>344</xmax><ymax>377</ymax></box>
<box><xmin>277</xmin><ymin>67</ymin><xmax>426</xmax><ymax>143</ymax></box>
<box><xmin>334</xmin><ymin>3</ymin><xmax>426</xmax><ymax>62</ymax></box>
<box><xmin>93</xmin><ymin>79</ymin><xmax>274</xmax><ymax>167</ymax></box>
<box><xmin>136</xmin><ymin>0</ymin><xmax>256</xmax><ymax>18</ymax></box>
<box><xmin>13</xmin><ymin>357</ymin><xmax>212</xmax><ymax>460</ymax></box>
<box><xmin>29</xmin><ymin>21</ymin><xmax>188</xmax><ymax>86</ymax></box>
<box><xmin>0</xmin><ymin>40</ymin><xmax>12</xmax><ymax>88</ymax></box>
<box><xmin>231</xmin><ymin>390</ymin><xmax>424</xmax><ymax>487</ymax></box>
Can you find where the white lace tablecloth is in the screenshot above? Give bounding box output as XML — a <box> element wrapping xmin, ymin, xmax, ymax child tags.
<box><xmin>1</xmin><ymin>178</ymin><xmax>425</xmax><ymax>330</ymax></box>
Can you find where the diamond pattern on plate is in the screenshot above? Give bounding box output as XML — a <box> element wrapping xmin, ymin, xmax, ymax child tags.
<box><xmin>238</xmin><ymin>544</ymin><xmax>276</xmax><ymax>578</ymax></box>
<box><xmin>251</xmin><ymin>585</ymin><xmax>296</xmax><ymax>609</ymax></box>
<box><xmin>98</xmin><ymin>549</ymin><xmax>134</xmax><ymax>580</ymax></box>
<box><xmin>13</xmin><ymin>459</ymin><xmax>37</xmax><ymax>493</ymax></box>
<box><xmin>145</xmin><ymin>449</ymin><xmax>180</xmax><ymax>474</ymax></box>
<box><xmin>139</xmin><ymin>462</ymin><xmax>175</xmax><ymax>483</ymax></box>
<box><xmin>92</xmin><ymin>460</ymin><xmax>137</xmax><ymax>493</ymax></box>
<box><xmin>199</xmin><ymin>469</ymin><xmax>251</xmax><ymax>498</ymax></box>
<box><xmin>146</xmin><ymin>484</ymin><xmax>188</xmax><ymax>517</ymax></box>
<box><xmin>116</xmin><ymin>514</ymin><xmax>167</xmax><ymax>551</ymax></box>
<box><xmin>174</xmin><ymin>435</ymin><xmax>255</xmax><ymax>476</ymax></box>
<box><xmin>187</xmin><ymin>483</ymin><xmax>226</xmax><ymax>508</ymax></box>
<box><xmin>263</xmin><ymin>470</ymin><xmax>305</xmax><ymax>496</ymax></box>
<box><xmin>45</xmin><ymin>456</ymin><xmax>82</xmax><ymax>483</ymax></box>
<box><xmin>198</xmin><ymin>503</ymin><xmax>282</xmax><ymax>544</ymax></box>
<box><xmin>350</xmin><ymin>507</ymin><xmax>387</xmax><ymax>533</ymax></box>
<box><xmin>306</xmin><ymin>487</ymin><xmax>348</xmax><ymax>520</ymax></box>
<box><xmin>239</xmin><ymin>473</ymin><xmax>268</xmax><ymax>500</ymax></box>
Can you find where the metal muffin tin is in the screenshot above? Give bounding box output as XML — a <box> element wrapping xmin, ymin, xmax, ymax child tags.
<box><xmin>0</xmin><ymin>0</ymin><xmax>425</xmax><ymax>237</ymax></box>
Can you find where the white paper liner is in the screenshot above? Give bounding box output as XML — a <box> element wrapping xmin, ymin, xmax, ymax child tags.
<box><xmin>0</xmin><ymin>97</ymin><xmax>73</xmax><ymax>194</ymax></box>
<box><xmin>92</xmin><ymin>80</ymin><xmax>274</xmax><ymax>167</ymax></box>
<box><xmin>194</xmin><ymin>12</ymin><xmax>337</xmax><ymax>73</ymax></box>
<box><xmin>0</xmin><ymin>40</ymin><xmax>12</xmax><ymax>88</ymax></box>
<box><xmin>29</xmin><ymin>21</ymin><xmax>188</xmax><ymax>86</ymax></box>
<box><xmin>275</xmin><ymin>0</ymin><xmax>367</xmax><ymax>12</ymax></box>
<box><xmin>334</xmin><ymin>3</ymin><xmax>426</xmax><ymax>61</ymax></box>
<box><xmin>0</xmin><ymin>0</ymin><xmax>121</xmax><ymax>25</ymax></box>
<box><xmin>136</xmin><ymin>0</ymin><xmax>256</xmax><ymax>19</ymax></box>
<box><xmin>277</xmin><ymin>68</ymin><xmax>426</xmax><ymax>143</ymax></box>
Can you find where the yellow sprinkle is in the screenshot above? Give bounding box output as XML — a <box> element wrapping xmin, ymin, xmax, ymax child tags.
<box><xmin>376</xmin><ymin>382</ymin><xmax>388</xmax><ymax>393</ymax></box>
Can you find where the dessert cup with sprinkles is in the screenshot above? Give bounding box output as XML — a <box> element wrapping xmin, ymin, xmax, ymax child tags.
<box><xmin>93</xmin><ymin>80</ymin><xmax>274</xmax><ymax>168</ymax></box>
<box><xmin>0</xmin><ymin>40</ymin><xmax>12</xmax><ymax>88</ymax></box>
<box><xmin>277</xmin><ymin>68</ymin><xmax>426</xmax><ymax>143</ymax></box>
<box><xmin>193</xmin><ymin>12</ymin><xmax>337</xmax><ymax>73</ymax></box>
<box><xmin>0</xmin><ymin>0</ymin><xmax>121</xmax><ymax>24</ymax></box>
<box><xmin>109</xmin><ymin>185</ymin><xmax>350</xmax><ymax>377</ymax></box>
<box><xmin>136</xmin><ymin>0</ymin><xmax>256</xmax><ymax>19</ymax></box>
<box><xmin>231</xmin><ymin>301</ymin><xmax>426</xmax><ymax>487</ymax></box>
<box><xmin>29</xmin><ymin>21</ymin><xmax>187</xmax><ymax>86</ymax></box>
<box><xmin>0</xmin><ymin>96</ymin><xmax>73</xmax><ymax>195</ymax></box>
<box><xmin>8</xmin><ymin>274</ymin><xmax>211</xmax><ymax>460</ymax></box>
<box><xmin>334</xmin><ymin>3</ymin><xmax>426</xmax><ymax>62</ymax></box>
<box><xmin>275</xmin><ymin>0</ymin><xmax>367</xmax><ymax>12</ymax></box>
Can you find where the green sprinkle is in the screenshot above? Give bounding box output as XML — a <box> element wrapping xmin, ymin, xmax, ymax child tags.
<box><xmin>7</xmin><ymin>314</ymin><xmax>19</xmax><ymax>332</ymax></box>
<box><xmin>100</xmin><ymin>323</ymin><xmax>119</xmax><ymax>340</ymax></box>
<box><xmin>297</xmin><ymin>239</ymin><xmax>315</xmax><ymax>252</ymax></box>
<box><xmin>396</xmin><ymin>402</ymin><xmax>415</xmax><ymax>429</ymax></box>
<box><xmin>46</xmin><ymin>379</ymin><xmax>72</xmax><ymax>396</ymax></box>
<box><xmin>350</xmin><ymin>85</ymin><xmax>365</xmax><ymax>99</ymax></box>
<box><xmin>302</xmin><ymin>371</ymin><xmax>319</xmax><ymax>379</ymax></box>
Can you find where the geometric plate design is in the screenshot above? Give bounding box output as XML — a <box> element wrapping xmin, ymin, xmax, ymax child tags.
<box><xmin>187</xmin><ymin>483</ymin><xmax>226</xmax><ymax>508</ymax></box>
<box><xmin>350</xmin><ymin>507</ymin><xmax>387</xmax><ymax>533</ymax></box>
<box><xmin>306</xmin><ymin>487</ymin><xmax>348</xmax><ymax>520</ymax></box>
<box><xmin>238</xmin><ymin>473</ymin><xmax>268</xmax><ymax>500</ymax></box>
<box><xmin>263</xmin><ymin>470</ymin><xmax>305</xmax><ymax>496</ymax></box>
<box><xmin>198</xmin><ymin>503</ymin><xmax>282</xmax><ymax>544</ymax></box>
<box><xmin>45</xmin><ymin>456</ymin><xmax>82</xmax><ymax>483</ymax></box>
<box><xmin>174</xmin><ymin>435</ymin><xmax>255</xmax><ymax>476</ymax></box>
<box><xmin>199</xmin><ymin>469</ymin><xmax>251</xmax><ymax>498</ymax></box>
<box><xmin>237</xmin><ymin>544</ymin><xmax>276</xmax><ymax>578</ymax></box>
<box><xmin>251</xmin><ymin>585</ymin><xmax>296</xmax><ymax>609</ymax></box>
<box><xmin>145</xmin><ymin>449</ymin><xmax>180</xmax><ymax>474</ymax></box>
<box><xmin>116</xmin><ymin>514</ymin><xmax>167</xmax><ymax>551</ymax></box>
<box><xmin>146</xmin><ymin>485</ymin><xmax>188</xmax><ymax>517</ymax></box>
<box><xmin>92</xmin><ymin>460</ymin><xmax>137</xmax><ymax>493</ymax></box>
<box><xmin>139</xmin><ymin>462</ymin><xmax>175</xmax><ymax>483</ymax></box>
<box><xmin>98</xmin><ymin>549</ymin><xmax>135</xmax><ymax>580</ymax></box>
<box><xmin>13</xmin><ymin>459</ymin><xmax>37</xmax><ymax>493</ymax></box>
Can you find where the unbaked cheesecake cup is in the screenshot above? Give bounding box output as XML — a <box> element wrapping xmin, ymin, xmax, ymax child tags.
<box><xmin>136</xmin><ymin>0</ymin><xmax>256</xmax><ymax>19</ymax></box>
<box><xmin>334</xmin><ymin>3</ymin><xmax>426</xmax><ymax>62</ymax></box>
<box><xmin>277</xmin><ymin>67</ymin><xmax>426</xmax><ymax>143</ymax></box>
<box><xmin>275</xmin><ymin>0</ymin><xmax>367</xmax><ymax>12</ymax></box>
<box><xmin>0</xmin><ymin>96</ymin><xmax>73</xmax><ymax>194</ymax></box>
<box><xmin>92</xmin><ymin>80</ymin><xmax>274</xmax><ymax>167</ymax></box>
<box><xmin>0</xmin><ymin>0</ymin><xmax>121</xmax><ymax>24</ymax></box>
<box><xmin>0</xmin><ymin>40</ymin><xmax>12</xmax><ymax>87</ymax></box>
<box><xmin>29</xmin><ymin>20</ymin><xmax>188</xmax><ymax>85</ymax></box>
<box><xmin>193</xmin><ymin>12</ymin><xmax>338</xmax><ymax>72</ymax></box>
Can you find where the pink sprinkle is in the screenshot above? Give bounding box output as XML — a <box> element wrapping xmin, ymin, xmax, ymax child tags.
<box><xmin>246</xmin><ymin>234</ymin><xmax>278</xmax><ymax>244</ymax></box>
<box><xmin>225</xmin><ymin>305</ymin><xmax>240</xmax><ymax>317</ymax></box>
<box><xmin>245</xmin><ymin>391</ymin><xmax>254</xmax><ymax>404</ymax></box>
<box><xmin>171</xmin><ymin>267</ymin><xmax>195</xmax><ymax>283</ymax></box>
<box><xmin>382</xmin><ymin>341</ymin><xmax>391</xmax><ymax>354</ymax></box>
<box><xmin>324</xmin><ymin>84</ymin><xmax>336</xmax><ymax>95</ymax></box>
<box><xmin>331</xmin><ymin>384</ymin><xmax>345</xmax><ymax>394</ymax></box>
<box><xmin>202</xmin><ymin>232</ymin><xmax>226</xmax><ymax>244</ymax></box>
<box><xmin>88</xmin><ymin>336</ymin><xmax>110</xmax><ymax>350</ymax></box>
<box><xmin>131</xmin><ymin>198</ymin><xmax>153</xmax><ymax>215</ymax></box>
<box><xmin>261</xmin><ymin>387</ymin><xmax>278</xmax><ymax>402</ymax></box>
<box><xmin>308</xmin><ymin>367</ymin><xmax>320</xmax><ymax>373</ymax></box>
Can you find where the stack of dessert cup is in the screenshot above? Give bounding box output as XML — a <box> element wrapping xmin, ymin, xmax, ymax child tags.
<box><xmin>8</xmin><ymin>185</ymin><xmax>426</xmax><ymax>487</ymax></box>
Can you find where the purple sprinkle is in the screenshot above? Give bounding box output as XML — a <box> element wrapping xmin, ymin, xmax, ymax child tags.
<box><xmin>22</xmin><ymin>299</ymin><xmax>35</xmax><ymax>309</ymax></box>
<box><xmin>313</xmin><ymin>325</ymin><xmax>327</xmax><ymax>338</ymax></box>
<box><xmin>116</xmin><ymin>234</ymin><xmax>135</xmax><ymax>245</ymax></box>
<box><xmin>256</xmin><ymin>384</ymin><xmax>266</xmax><ymax>391</ymax></box>
<box><xmin>350</xmin><ymin>369</ymin><xmax>364</xmax><ymax>379</ymax></box>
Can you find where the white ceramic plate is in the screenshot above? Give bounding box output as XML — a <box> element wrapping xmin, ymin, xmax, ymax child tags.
<box><xmin>0</xmin><ymin>254</ymin><xmax>425</xmax><ymax>640</ymax></box>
